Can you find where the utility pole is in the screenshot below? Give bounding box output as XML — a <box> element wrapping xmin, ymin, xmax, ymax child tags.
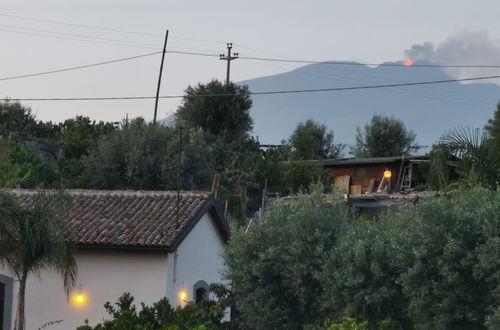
<box><xmin>153</xmin><ymin>30</ymin><xmax>169</xmax><ymax>124</ymax></box>
<box><xmin>219</xmin><ymin>43</ymin><xmax>238</xmax><ymax>85</ymax></box>
<box><xmin>176</xmin><ymin>126</ymin><xmax>183</xmax><ymax>228</ymax></box>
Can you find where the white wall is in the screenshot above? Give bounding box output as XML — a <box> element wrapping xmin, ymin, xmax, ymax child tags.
<box><xmin>0</xmin><ymin>211</ymin><xmax>227</xmax><ymax>329</ymax></box>
<box><xmin>1</xmin><ymin>249</ymin><xmax>168</xmax><ymax>330</ymax></box>
<box><xmin>166</xmin><ymin>212</ymin><xmax>226</xmax><ymax>306</ymax></box>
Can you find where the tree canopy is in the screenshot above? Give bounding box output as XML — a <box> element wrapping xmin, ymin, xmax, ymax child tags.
<box><xmin>352</xmin><ymin>115</ymin><xmax>417</xmax><ymax>157</ymax></box>
<box><xmin>224</xmin><ymin>187</ymin><xmax>354</xmax><ymax>329</ymax></box>
<box><xmin>289</xmin><ymin>119</ymin><xmax>343</xmax><ymax>160</ymax></box>
<box><xmin>175</xmin><ymin>80</ymin><xmax>253</xmax><ymax>142</ymax></box>
<box><xmin>485</xmin><ymin>102</ymin><xmax>500</xmax><ymax>138</ymax></box>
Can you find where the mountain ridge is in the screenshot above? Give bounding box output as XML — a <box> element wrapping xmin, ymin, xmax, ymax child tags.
<box><xmin>240</xmin><ymin>61</ymin><xmax>500</xmax><ymax>148</ymax></box>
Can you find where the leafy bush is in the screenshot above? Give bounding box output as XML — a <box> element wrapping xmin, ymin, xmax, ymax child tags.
<box><xmin>0</xmin><ymin>139</ymin><xmax>60</xmax><ymax>188</ymax></box>
<box><xmin>76</xmin><ymin>291</ymin><xmax>232</xmax><ymax>330</ymax></box>
<box><xmin>224</xmin><ymin>187</ymin><xmax>354</xmax><ymax>329</ymax></box>
<box><xmin>321</xmin><ymin>187</ymin><xmax>500</xmax><ymax>329</ymax></box>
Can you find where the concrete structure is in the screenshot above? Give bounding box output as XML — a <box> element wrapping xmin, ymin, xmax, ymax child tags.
<box><xmin>0</xmin><ymin>190</ymin><xmax>229</xmax><ymax>330</ymax></box>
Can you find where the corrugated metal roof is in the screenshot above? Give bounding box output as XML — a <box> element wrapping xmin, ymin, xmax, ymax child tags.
<box><xmin>322</xmin><ymin>155</ymin><xmax>428</xmax><ymax>167</ymax></box>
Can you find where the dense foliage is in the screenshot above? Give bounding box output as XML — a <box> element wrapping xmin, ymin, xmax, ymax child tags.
<box><xmin>224</xmin><ymin>187</ymin><xmax>354</xmax><ymax>329</ymax></box>
<box><xmin>225</xmin><ymin>187</ymin><xmax>500</xmax><ymax>329</ymax></box>
<box><xmin>175</xmin><ymin>80</ymin><xmax>253</xmax><ymax>142</ymax></box>
<box><xmin>288</xmin><ymin>119</ymin><xmax>344</xmax><ymax>160</ymax></box>
<box><xmin>352</xmin><ymin>115</ymin><xmax>417</xmax><ymax>157</ymax></box>
<box><xmin>485</xmin><ymin>102</ymin><xmax>500</xmax><ymax>138</ymax></box>
<box><xmin>0</xmin><ymin>140</ymin><xmax>59</xmax><ymax>188</ymax></box>
<box><xmin>76</xmin><ymin>291</ymin><xmax>232</xmax><ymax>330</ymax></box>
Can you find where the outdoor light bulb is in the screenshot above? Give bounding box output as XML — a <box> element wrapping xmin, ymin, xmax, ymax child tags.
<box><xmin>179</xmin><ymin>290</ymin><xmax>188</xmax><ymax>303</ymax></box>
<box><xmin>73</xmin><ymin>293</ymin><xmax>87</xmax><ymax>305</ymax></box>
<box><xmin>384</xmin><ymin>170</ymin><xmax>392</xmax><ymax>179</ymax></box>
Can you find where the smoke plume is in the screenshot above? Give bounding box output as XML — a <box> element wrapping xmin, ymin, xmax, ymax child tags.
<box><xmin>404</xmin><ymin>30</ymin><xmax>500</xmax><ymax>78</ymax></box>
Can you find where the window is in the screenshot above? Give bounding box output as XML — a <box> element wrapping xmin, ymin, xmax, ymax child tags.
<box><xmin>355</xmin><ymin>167</ymin><xmax>366</xmax><ymax>179</ymax></box>
<box><xmin>193</xmin><ymin>280</ymin><xmax>209</xmax><ymax>305</ymax></box>
<box><xmin>0</xmin><ymin>275</ymin><xmax>13</xmax><ymax>330</ymax></box>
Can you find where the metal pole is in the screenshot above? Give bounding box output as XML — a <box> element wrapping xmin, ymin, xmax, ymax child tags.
<box><xmin>176</xmin><ymin>126</ymin><xmax>183</xmax><ymax>227</ymax></box>
<box><xmin>153</xmin><ymin>30</ymin><xmax>169</xmax><ymax>124</ymax></box>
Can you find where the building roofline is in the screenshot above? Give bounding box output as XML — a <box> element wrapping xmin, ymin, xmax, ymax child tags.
<box><xmin>169</xmin><ymin>194</ymin><xmax>229</xmax><ymax>252</ymax></box>
<box><xmin>322</xmin><ymin>155</ymin><xmax>429</xmax><ymax>167</ymax></box>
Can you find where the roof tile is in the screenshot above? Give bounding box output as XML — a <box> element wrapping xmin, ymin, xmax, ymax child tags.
<box><xmin>7</xmin><ymin>189</ymin><xmax>214</xmax><ymax>249</ymax></box>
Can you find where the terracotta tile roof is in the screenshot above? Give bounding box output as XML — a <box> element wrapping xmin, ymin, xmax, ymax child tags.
<box><xmin>7</xmin><ymin>189</ymin><xmax>228</xmax><ymax>250</ymax></box>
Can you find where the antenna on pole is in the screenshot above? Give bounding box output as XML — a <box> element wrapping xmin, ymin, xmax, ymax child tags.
<box><xmin>219</xmin><ymin>43</ymin><xmax>238</xmax><ymax>85</ymax></box>
<box><xmin>153</xmin><ymin>29</ymin><xmax>169</xmax><ymax>124</ymax></box>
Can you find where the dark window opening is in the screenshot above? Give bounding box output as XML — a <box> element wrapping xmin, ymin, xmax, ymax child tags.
<box><xmin>355</xmin><ymin>167</ymin><xmax>366</xmax><ymax>179</ymax></box>
<box><xmin>0</xmin><ymin>283</ymin><xmax>4</xmax><ymax>330</ymax></box>
<box><xmin>195</xmin><ymin>287</ymin><xmax>208</xmax><ymax>305</ymax></box>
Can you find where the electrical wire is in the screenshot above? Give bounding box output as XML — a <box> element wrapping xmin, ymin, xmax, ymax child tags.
<box><xmin>0</xmin><ymin>28</ymin><xmax>161</xmax><ymax>50</ymax></box>
<box><xmin>7</xmin><ymin>74</ymin><xmax>500</xmax><ymax>101</ymax></box>
<box><xmin>0</xmin><ymin>12</ymin><xmax>226</xmax><ymax>44</ymax></box>
<box><xmin>0</xmin><ymin>23</ymin><xmax>161</xmax><ymax>48</ymax></box>
<box><xmin>158</xmin><ymin>49</ymin><xmax>500</xmax><ymax>69</ymax></box>
<box><xmin>237</xmin><ymin>55</ymin><xmax>500</xmax><ymax>69</ymax></box>
<box><xmin>0</xmin><ymin>51</ymin><xmax>162</xmax><ymax>82</ymax></box>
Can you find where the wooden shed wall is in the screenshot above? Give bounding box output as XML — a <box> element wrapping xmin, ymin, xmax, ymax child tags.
<box><xmin>328</xmin><ymin>164</ymin><xmax>401</xmax><ymax>194</ymax></box>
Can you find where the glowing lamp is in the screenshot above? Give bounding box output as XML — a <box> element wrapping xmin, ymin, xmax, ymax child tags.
<box><xmin>383</xmin><ymin>170</ymin><xmax>392</xmax><ymax>179</ymax></box>
<box><xmin>179</xmin><ymin>290</ymin><xmax>188</xmax><ymax>303</ymax></box>
<box><xmin>73</xmin><ymin>293</ymin><xmax>87</xmax><ymax>305</ymax></box>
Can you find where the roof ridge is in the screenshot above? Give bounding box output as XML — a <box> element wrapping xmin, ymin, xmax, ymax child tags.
<box><xmin>4</xmin><ymin>189</ymin><xmax>211</xmax><ymax>196</ymax></box>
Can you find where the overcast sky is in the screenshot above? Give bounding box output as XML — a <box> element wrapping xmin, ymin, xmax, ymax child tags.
<box><xmin>2</xmin><ymin>0</ymin><xmax>500</xmax><ymax>123</ymax></box>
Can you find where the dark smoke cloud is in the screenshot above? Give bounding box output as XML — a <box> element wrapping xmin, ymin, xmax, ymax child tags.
<box><xmin>404</xmin><ymin>30</ymin><xmax>500</xmax><ymax>77</ymax></box>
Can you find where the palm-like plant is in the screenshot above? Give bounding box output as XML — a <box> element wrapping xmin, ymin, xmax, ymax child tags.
<box><xmin>0</xmin><ymin>190</ymin><xmax>77</xmax><ymax>330</ymax></box>
<box><xmin>434</xmin><ymin>126</ymin><xmax>500</xmax><ymax>189</ymax></box>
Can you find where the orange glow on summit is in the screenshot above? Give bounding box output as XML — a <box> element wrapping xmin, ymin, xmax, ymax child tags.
<box><xmin>404</xmin><ymin>58</ymin><xmax>414</xmax><ymax>66</ymax></box>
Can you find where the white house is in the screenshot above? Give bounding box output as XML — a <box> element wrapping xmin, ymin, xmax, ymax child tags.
<box><xmin>0</xmin><ymin>189</ymin><xmax>229</xmax><ymax>330</ymax></box>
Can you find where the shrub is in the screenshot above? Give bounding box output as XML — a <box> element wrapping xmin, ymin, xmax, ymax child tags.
<box><xmin>224</xmin><ymin>186</ymin><xmax>354</xmax><ymax>329</ymax></box>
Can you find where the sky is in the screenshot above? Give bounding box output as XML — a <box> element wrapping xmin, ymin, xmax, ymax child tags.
<box><xmin>1</xmin><ymin>0</ymin><xmax>500</xmax><ymax>124</ymax></box>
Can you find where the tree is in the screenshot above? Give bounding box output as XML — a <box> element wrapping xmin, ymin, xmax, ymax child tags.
<box><xmin>435</xmin><ymin>126</ymin><xmax>500</xmax><ymax>189</ymax></box>
<box><xmin>0</xmin><ymin>100</ymin><xmax>59</xmax><ymax>140</ymax></box>
<box><xmin>58</xmin><ymin>116</ymin><xmax>117</xmax><ymax>160</ymax></box>
<box><xmin>83</xmin><ymin>118</ymin><xmax>177</xmax><ymax>190</ymax></box>
<box><xmin>0</xmin><ymin>190</ymin><xmax>77</xmax><ymax>330</ymax></box>
<box><xmin>82</xmin><ymin>118</ymin><xmax>220</xmax><ymax>191</ymax></box>
<box><xmin>320</xmin><ymin>219</ymin><xmax>409</xmax><ymax>328</ymax></box>
<box><xmin>224</xmin><ymin>187</ymin><xmax>354</xmax><ymax>329</ymax></box>
<box><xmin>352</xmin><ymin>115</ymin><xmax>417</xmax><ymax>157</ymax></box>
<box><xmin>485</xmin><ymin>102</ymin><xmax>500</xmax><ymax>138</ymax></box>
<box><xmin>289</xmin><ymin>119</ymin><xmax>344</xmax><ymax>160</ymax></box>
<box><xmin>390</xmin><ymin>188</ymin><xmax>498</xmax><ymax>329</ymax></box>
<box><xmin>282</xmin><ymin>161</ymin><xmax>327</xmax><ymax>194</ymax></box>
<box><xmin>175</xmin><ymin>80</ymin><xmax>253</xmax><ymax>142</ymax></box>
<box><xmin>0</xmin><ymin>140</ymin><xmax>60</xmax><ymax>188</ymax></box>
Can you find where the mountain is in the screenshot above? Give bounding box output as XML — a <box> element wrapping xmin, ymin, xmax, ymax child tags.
<box><xmin>240</xmin><ymin>61</ymin><xmax>500</xmax><ymax>149</ymax></box>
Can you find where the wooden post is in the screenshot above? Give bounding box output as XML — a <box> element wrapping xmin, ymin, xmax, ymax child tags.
<box><xmin>261</xmin><ymin>178</ymin><xmax>268</xmax><ymax>219</ymax></box>
<box><xmin>211</xmin><ymin>173</ymin><xmax>221</xmax><ymax>199</ymax></box>
<box><xmin>239</xmin><ymin>177</ymin><xmax>247</xmax><ymax>226</ymax></box>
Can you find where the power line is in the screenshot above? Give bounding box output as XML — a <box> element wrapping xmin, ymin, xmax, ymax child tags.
<box><xmin>157</xmin><ymin>49</ymin><xmax>500</xmax><ymax>69</ymax></box>
<box><xmin>0</xmin><ymin>51</ymin><xmax>162</xmax><ymax>82</ymax></box>
<box><xmin>7</xmin><ymin>74</ymin><xmax>500</xmax><ymax>101</ymax></box>
<box><xmin>0</xmin><ymin>23</ymin><xmax>161</xmax><ymax>48</ymax></box>
<box><xmin>237</xmin><ymin>55</ymin><xmax>500</xmax><ymax>69</ymax></box>
<box><xmin>0</xmin><ymin>28</ymin><xmax>160</xmax><ymax>50</ymax></box>
<box><xmin>0</xmin><ymin>12</ymin><xmax>226</xmax><ymax>44</ymax></box>
<box><xmin>0</xmin><ymin>12</ymin><xmax>162</xmax><ymax>37</ymax></box>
